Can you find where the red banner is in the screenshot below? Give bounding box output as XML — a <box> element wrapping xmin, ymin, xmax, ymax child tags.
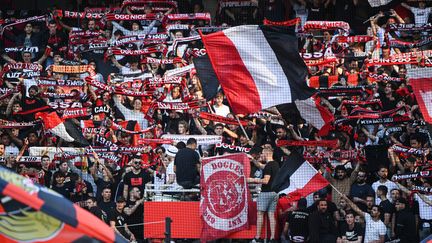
<box><xmin>200</xmin><ymin>153</ymin><xmax>251</xmax><ymax>242</ymax></box>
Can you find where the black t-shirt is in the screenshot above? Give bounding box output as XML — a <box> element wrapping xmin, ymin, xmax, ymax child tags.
<box><xmin>41</xmin><ymin>168</ymin><xmax>52</xmax><ymax>188</ymax></box>
<box><xmin>350</xmin><ymin>183</ymin><xmax>375</xmax><ymax>200</ymax></box>
<box><xmin>98</xmin><ymin>200</ymin><xmax>116</xmax><ymax>223</ymax></box>
<box><xmin>109</xmin><ymin>209</ymin><xmax>128</xmax><ymax>238</ymax></box>
<box><xmin>307</xmin><ymin>200</ymin><xmax>338</xmax><ymax>215</ymax></box>
<box><xmin>287</xmin><ymin>209</ymin><xmax>310</xmax><ymax>242</ymax></box>
<box><xmin>261</xmin><ymin>161</ymin><xmax>279</xmax><ymax>192</ymax></box>
<box><xmin>339</xmin><ymin>222</ymin><xmax>364</xmax><ymax>241</ymax></box>
<box><xmin>89</xmin><ymin>206</ymin><xmax>105</xmax><ymax>222</ymax></box>
<box><xmin>174</xmin><ymin>147</ymin><xmax>200</xmax><ymax>183</ymax></box>
<box><xmin>52</xmin><ymin>183</ymin><xmax>72</xmax><ymax>199</ymax></box>
<box><xmin>123</xmin><ymin>169</ymin><xmax>152</xmax><ymax>193</ymax></box>
<box><xmin>379</xmin><ymin>199</ymin><xmax>395</xmax><ymax>221</ymax></box>
<box><xmin>126</xmin><ymin>199</ymin><xmax>144</xmax><ymax>224</ymax></box>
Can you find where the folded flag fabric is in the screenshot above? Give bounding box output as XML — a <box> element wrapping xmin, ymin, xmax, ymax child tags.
<box><xmin>295</xmin><ymin>95</ymin><xmax>334</xmax><ymax>136</ymax></box>
<box><xmin>35</xmin><ymin>111</ymin><xmax>89</xmax><ymax>146</ymax></box>
<box><xmin>272</xmin><ymin>152</ymin><xmax>329</xmax><ymax>201</ymax></box>
<box><xmin>35</xmin><ymin>111</ymin><xmax>75</xmax><ymax>142</ymax></box>
<box><xmin>407</xmin><ymin>68</ymin><xmax>432</xmax><ymax>124</ymax></box>
<box><xmin>200</xmin><ymin>25</ymin><xmax>315</xmax><ymax>114</ymax></box>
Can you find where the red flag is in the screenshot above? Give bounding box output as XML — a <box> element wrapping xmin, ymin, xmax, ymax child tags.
<box><xmin>200</xmin><ymin>153</ymin><xmax>251</xmax><ymax>242</ymax></box>
<box><xmin>408</xmin><ymin>68</ymin><xmax>432</xmax><ymax>123</ymax></box>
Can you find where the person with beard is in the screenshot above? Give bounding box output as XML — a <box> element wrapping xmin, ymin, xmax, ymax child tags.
<box><xmin>85</xmin><ymin>197</ymin><xmax>105</xmax><ymax>223</ymax></box>
<box><xmin>393</xmin><ymin>198</ymin><xmax>416</xmax><ymax>243</ymax></box>
<box><xmin>272</xmin><ymin>126</ymin><xmax>291</xmax><ymax>165</ymax></box>
<box><xmin>123</xmin><ymin>155</ymin><xmax>152</xmax><ymax>200</ymax></box>
<box><xmin>325</xmin><ymin>163</ymin><xmax>360</xmax><ymax>207</ymax></box>
<box><xmin>349</xmin><ymin>170</ymin><xmax>374</xmax><ymax>211</ymax></box>
<box><xmin>124</xmin><ymin>187</ymin><xmax>145</xmax><ymax>242</ymax></box>
<box><xmin>372</xmin><ymin>166</ymin><xmax>397</xmax><ymax>205</ymax></box>
<box><xmin>308</xmin><ymin>199</ymin><xmax>338</xmax><ymax>243</ymax></box>
<box><xmin>342</xmin><ymin>195</ymin><xmax>386</xmax><ymax>243</ymax></box>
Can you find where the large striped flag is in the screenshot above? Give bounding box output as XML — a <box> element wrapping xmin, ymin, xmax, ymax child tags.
<box><xmin>199</xmin><ymin>25</ymin><xmax>333</xmax><ymax>134</ymax></box>
<box><xmin>200</xmin><ymin>25</ymin><xmax>316</xmax><ymax>115</ymax></box>
<box><xmin>271</xmin><ymin>152</ymin><xmax>329</xmax><ymax>201</ymax></box>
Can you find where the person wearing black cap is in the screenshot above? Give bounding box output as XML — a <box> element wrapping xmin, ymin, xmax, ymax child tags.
<box><xmin>394</xmin><ymin>198</ymin><xmax>416</xmax><ymax>243</ymax></box>
<box><xmin>109</xmin><ymin>197</ymin><xmax>135</xmax><ymax>242</ymax></box>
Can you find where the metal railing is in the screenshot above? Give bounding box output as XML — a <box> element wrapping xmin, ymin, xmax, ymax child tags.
<box><xmin>144</xmin><ymin>184</ymin><xmax>262</xmax><ymax>201</ymax></box>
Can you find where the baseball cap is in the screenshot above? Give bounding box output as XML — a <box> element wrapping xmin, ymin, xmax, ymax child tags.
<box><xmin>166</xmin><ymin>145</ymin><xmax>178</xmax><ymax>157</ymax></box>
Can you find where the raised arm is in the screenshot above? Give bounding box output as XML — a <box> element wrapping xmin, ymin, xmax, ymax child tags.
<box><xmin>342</xmin><ymin>194</ymin><xmax>365</xmax><ymax>218</ymax></box>
<box><xmin>400</xmin><ymin>2</ymin><xmax>412</xmax><ymax>11</ymax></box>
<box><xmin>112</xmin><ymin>21</ymin><xmax>132</xmax><ymax>36</ymax></box>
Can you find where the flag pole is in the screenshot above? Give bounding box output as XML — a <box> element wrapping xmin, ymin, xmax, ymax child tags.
<box><xmin>235</xmin><ymin>115</ymin><xmax>250</xmax><ymax>141</ymax></box>
<box><xmin>329</xmin><ymin>183</ymin><xmax>344</xmax><ymax>196</ymax></box>
<box><xmin>303</xmin><ymin>158</ymin><xmax>345</xmax><ymax>196</ymax></box>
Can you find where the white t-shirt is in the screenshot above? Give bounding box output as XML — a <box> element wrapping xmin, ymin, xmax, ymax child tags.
<box><xmin>364</xmin><ymin>213</ymin><xmax>386</xmax><ymax>243</ymax></box>
<box><xmin>372</xmin><ymin>179</ymin><xmax>398</xmax><ymax>204</ymax></box>
<box><xmin>213</xmin><ymin>104</ymin><xmax>230</xmax><ymax>117</ymax></box>
<box><xmin>5</xmin><ymin>145</ymin><xmax>19</xmax><ymax>157</ymax></box>
<box><xmin>415</xmin><ymin>193</ymin><xmax>432</xmax><ymax>220</ymax></box>
<box><xmin>410</xmin><ymin>7</ymin><xmax>432</xmax><ymax>24</ymax></box>
<box><xmin>166</xmin><ymin>163</ymin><xmax>181</xmax><ymax>190</ymax></box>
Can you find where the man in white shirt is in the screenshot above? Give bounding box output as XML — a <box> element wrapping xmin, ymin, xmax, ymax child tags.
<box><xmin>343</xmin><ymin>194</ymin><xmax>386</xmax><ymax>243</ymax></box>
<box><xmin>372</xmin><ymin>166</ymin><xmax>397</xmax><ymax>204</ymax></box>
<box><xmin>402</xmin><ymin>1</ymin><xmax>432</xmax><ymax>24</ymax></box>
<box><xmin>164</xmin><ymin>146</ymin><xmax>182</xmax><ymax>191</ymax></box>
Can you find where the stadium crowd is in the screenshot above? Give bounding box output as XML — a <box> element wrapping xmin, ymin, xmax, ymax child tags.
<box><xmin>0</xmin><ymin>0</ymin><xmax>432</xmax><ymax>242</ymax></box>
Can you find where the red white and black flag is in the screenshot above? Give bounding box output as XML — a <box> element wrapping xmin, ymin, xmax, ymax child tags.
<box><xmin>200</xmin><ymin>25</ymin><xmax>315</xmax><ymax>115</ymax></box>
<box><xmin>35</xmin><ymin>111</ymin><xmax>89</xmax><ymax>146</ymax></box>
<box><xmin>200</xmin><ymin>153</ymin><xmax>251</xmax><ymax>242</ymax></box>
<box><xmin>272</xmin><ymin>152</ymin><xmax>329</xmax><ymax>201</ymax></box>
<box><xmin>408</xmin><ymin>67</ymin><xmax>432</xmax><ymax>124</ymax></box>
<box><xmin>199</xmin><ymin>25</ymin><xmax>333</xmax><ymax>134</ymax></box>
